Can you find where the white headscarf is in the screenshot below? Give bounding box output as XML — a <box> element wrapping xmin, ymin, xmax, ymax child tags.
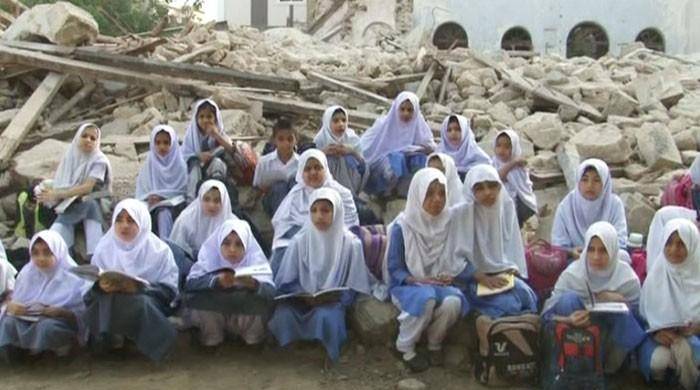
<box><xmin>359</xmin><ymin>91</ymin><xmax>435</xmax><ymax>165</ymax></box>
<box><xmin>492</xmin><ymin>130</ymin><xmax>537</xmax><ymax>212</ymax></box>
<box><xmin>543</xmin><ymin>221</ymin><xmax>640</xmax><ymax>313</ymax></box>
<box><xmin>313</xmin><ymin>105</ymin><xmax>361</xmax><ymax>150</ymax></box>
<box><xmin>11</xmin><ymin>231</ymin><xmax>89</xmax><ymax>311</ymax></box>
<box><xmin>135</xmin><ymin>125</ymin><xmax>188</xmax><ymax>200</ymax></box>
<box><xmin>641</xmin><ymin>219</ymin><xmax>700</xmax><ymax>331</ymax></box>
<box><xmin>92</xmin><ymin>199</ymin><xmax>179</xmax><ymax>291</ymax></box>
<box><xmin>169</xmin><ymin>180</ymin><xmax>238</xmax><ymax>258</ymax></box>
<box><xmin>551</xmin><ymin>159</ymin><xmax>628</xmax><ymax>250</ymax></box>
<box><xmin>182</xmin><ymin>99</ymin><xmax>226</xmax><ymax>161</ymax></box>
<box><xmin>53</xmin><ymin>123</ymin><xmax>112</xmax><ymax>191</ymax></box>
<box><xmin>0</xmin><ymin>241</ymin><xmax>16</xmax><ymax>294</ymax></box>
<box><xmin>459</xmin><ymin>164</ymin><xmax>527</xmax><ymax>276</ymax></box>
<box><xmin>386</xmin><ymin>168</ymin><xmax>468</xmax><ymax>279</ymax></box>
<box><xmin>188</xmin><ymin>219</ymin><xmax>273</xmax><ymax>286</ymax></box>
<box><xmin>271</xmin><ymin>149</ymin><xmax>359</xmax><ymax>250</ymax></box>
<box><xmin>647</xmin><ymin>206</ymin><xmax>697</xmax><ymax>272</ymax></box>
<box><xmin>426</xmin><ymin>153</ymin><xmax>464</xmax><ymax>207</ymax></box>
<box><xmin>437</xmin><ymin>114</ymin><xmax>492</xmax><ymax>173</ymax></box>
<box><xmin>690</xmin><ymin>154</ymin><xmax>700</xmax><ymax>186</ymax></box>
<box><xmin>275</xmin><ymin>188</ymin><xmax>372</xmax><ymax>294</ymax></box>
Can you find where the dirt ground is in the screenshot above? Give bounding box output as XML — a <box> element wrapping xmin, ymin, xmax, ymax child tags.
<box><xmin>0</xmin><ymin>331</ymin><xmax>663</xmax><ymax>390</ymax></box>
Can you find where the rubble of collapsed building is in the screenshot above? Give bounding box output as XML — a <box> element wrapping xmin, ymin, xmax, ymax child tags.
<box><xmin>0</xmin><ymin>0</ymin><xmax>699</xmax><ymax>363</ymax></box>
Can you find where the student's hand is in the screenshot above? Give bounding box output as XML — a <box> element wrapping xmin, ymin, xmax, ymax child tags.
<box><xmin>120</xmin><ymin>279</ymin><xmax>140</xmax><ymax>294</ymax></box>
<box><xmin>204</xmin><ymin>122</ymin><xmax>219</xmax><ymax>136</ymax></box>
<box><xmin>147</xmin><ymin>195</ymin><xmax>164</xmax><ymax>207</ymax></box>
<box><xmin>323</xmin><ymin>145</ymin><xmax>338</xmax><ymax>156</ymax></box>
<box><xmin>570</xmin><ymin>247</ymin><xmax>583</xmax><ymax>260</ymax></box>
<box><xmin>200</xmin><ymin>151</ymin><xmax>213</xmax><ymax>165</ymax></box>
<box><xmin>36</xmin><ymin>189</ymin><xmax>58</xmax><ymax>204</ymax></box>
<box><xmin>595</xmin><ymin>291</ymin><xmax>626</xmax><ymax>303</ymax></box>
<box><xmin>233</xmin><ymin>276</ymin><xmax>258</xmax><ymax>290</ymax></box>
<box><xmin>569</xmin><ymin>310</ymin><xmax>591</xmax><ymax>328</ymax></box>
<box><xmin>6</xmin><ymin>302</ymin><xmax>27</xmax><ymax>316</ymax></box>
<box><xmin>419</xmin><ymin>145</ymin><xmax>434</xmax><ymax>155</ymax></box>
<box><xmin>99</xmin><ymin>279</ymin><xmax>118</xmax><ymax>294</ymax></box>
<box><xmin>41</xmin><ymin>306</ymin><xmax>66</xmax><ymax>318</ymax></box>
<box><xmin>514</xmin><ymin>157</ymin><xmax>527</xmax><ymax>167</ymax></box>
<box><xmin>654</xmin><ymin>329</ymin><xmax>680</xmax><ymax>347</ymax></box>
<box><xmin>436</xmin><ymin>274</ymin><xmax>454</xmax><ymax>286</ymax></box>
<box><xmin>334</xmin><ymin>144</ymin><xmax>350</xmax><ymax>156</ymax></box>
<box><xmin>475</xmin><ymin>273</ymin><xmax>509</xmax><ymax>289</ymax></box>
<box><xmin>406</xmin><ymin>276</ymin><xmax>444</xmax><ymax>286</ymax></box>
<box><xmin>217</xmin><ymin>271</ymin><xmax>236</xmax><ymax>289</ymax></box>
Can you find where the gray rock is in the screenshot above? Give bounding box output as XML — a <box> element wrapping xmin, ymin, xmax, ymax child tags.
<box><xmin>3</xmin><ymin>1</ymin><xmax>98</xmax><ymax>45</ymax></box>
<box><xmin>13</xmin><ymin>139</ymin><xmax>70</xmax><ymax>181</ymax></box>
<box><xmin>603</xmin><ymin>89</ymin><xmax>638</xmax><ymax>118</ymax></box>
<box><xmin>397</xmin><ymin>378</ymin><xmax>426</xmax><ymax>390</ymax></box>
<box><xmin>634</xmin><ymin>122</ymin><xmax>683</xmax><ymax>170</ymax></box>
<box><xmin>514</xmin><ymin>113</ymin><xmax>563</xmax><ymax>150</ymax></box>
<box><xmin>349</xmin><ymin>295</ymin><xmax>399</xmax><ymax>345</ymax></box>
<box><xmin>487</xmin><ymin>102</ymin><xmax>516</xmax><ymax>127</ymax></box>
<box><xmin>571</xmin><ymin>124</ymin><xmax>632</xmax><ymax>164</ymax></box>
<box><xmin>681</xmin><ymin>150</ymin><xmax>700</xmax><ymax>166</ymax></box>
<box><xmin>620</xmin><ymin>192</ymin><xmax>656</xmax><ymax>236</ymax></box>
<box><xmin>0</xmin><ymin>109</ymin><xmax>19</xmax><ymax>129</ymax></box>
<box><xmin>221</xmin><ymin>109</ymin><xmax>265</xmax><ymax>137</ymax></box>
<box><xmin>100</xmin><ymin>118</ymin><xmax>130</xmax><ymax>136</ymax></box>
<box><xmin>674</xmin><ymin>130</ymin><xmax>697</xmax><ymax>152</ymax></box>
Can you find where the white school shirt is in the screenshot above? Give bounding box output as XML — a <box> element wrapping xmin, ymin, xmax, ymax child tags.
<box><xmin>253</xmin><ymin>150</ymin><xmax>299</xmax><ymax>188</ymax></box>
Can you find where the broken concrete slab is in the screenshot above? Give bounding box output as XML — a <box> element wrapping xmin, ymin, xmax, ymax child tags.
<box><xmin>349</xmin><ymin>295</ymin><xmax>399</xmax><ymax>346</ymax></box>
<box><xmin>3</xmin><ymin>1</ymin><xmax>98</xmax><ymax>46</ymax></box>
<box><xmin>514</xmin><ymin>112</ymin><xmax>563</xmax><ymax>151</ymax></box>
<box><xmin>571</xmin><ymin>124</ymin><xmax>632</xmax><ymax>164</ymax></box>
<box><xmin>673</xmin><ymin>129</ymin><xmax>697</xmax><ymax>152</ymax></box>
<box><xmin>620</xmin><ymin>192</ymin><xmax>656</xmax><ymax>236</ymax></box>
<box><xmin>12</xmin><ymin>138</ymin><xmax>69</xmax><ymax>181</ymax></box>
<box><xmin>634</xmin><ymin>122</ymin><xmax>683</xmax><ymax>171</ymax></box>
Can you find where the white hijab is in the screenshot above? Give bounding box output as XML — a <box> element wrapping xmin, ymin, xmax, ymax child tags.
<box><xmin>135</xmin><ymin>125</ymin><xmax>188</xmax><ymax>200</ymax></box>
<box><xmin>552</xmin><ymin>159</ymin><xmax>627</xmax><ymax>249</ymax></box>
<box><xmin>182</xmin><ymin>99</ymin><xmax>226</xmax><ymax>161</ymax></box>
<box><xmin>387</xmin><ymin>168</ymin><xmax>468</xmax><ymax>279</ymax></box>
<box><xmin>359</xmin><ymin>91</ymin><xmax>435</xmax><ymax>165</ymax></box>
<box><xmin>647</xmin><ymin>206</ymin><xmax>697</xmax><ymax>272</ymax></box>
<box><xmin>92</xmin><ymin>199</ymin><xmax>179</xmax><ymax>291</ymax></box>
<box><xmin>543</xmin><ymin>221</ymin><xmax>640</xmax><ymax>313</ymax></box>
<box><xmin>459</xmin><ymin>164</ymin><xmax>527</xmax><ymax>276</ymax></box>
<box><xmin>492</xmin><ymin>130</ymin><xmax>537</xmax><ymax>212</ymax></box>
<box><xmin>169</xmin><ymin>180</ymin><xmax>238</xmax><ymax>257</ymax></box>
<box><xmin>426</xmin><ymin>153</ymin><xmax>464</xmax><ymax>207</ymax></box>
<box><xmin>53</xmin><ymin>123</ymin><xmax>112</xmax><ymax>191</ymax></box>
<box><xmin>11</xmin><ymin>230</ymin><xmax>89</xmax><ymax>312</ymax></box>
<box><xmin>437</xmin><ymin>114</ymin><xmax>492</xmax><ymax>173</ymax></box>
<box><xmin>313</xmin><ymin>105</ymin><xmax>361</xmax><ymax>150</ymax></box>
<box><xmin>0</xmin><ymin>241</ymin><xmax>16</xmax><ymax>294</ymax></box>
<box><xmin>641</xmin><ymin>219</ymin><xmax>700</xmax><ymax>331</ymax></box>
<box><xmin>188</xmin><ymin>219</ymin><xmax>273</xmax><ymax>286</ymax></box>
<box><xmin>690</xmin><ymin>154</ymin><xmax>700</xmax><ymax>185</ymax></box>
<box><xmin>271</xmin><ymin>149</ymin><xmax>359</xmax><ymax>250</ymax></box>
<box><xmin>275</xmin><ymin>188</ymin><xmax>372</xmax><ymax>294</ymax></box>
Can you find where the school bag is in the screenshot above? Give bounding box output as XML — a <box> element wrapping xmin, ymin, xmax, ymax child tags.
<box><xmin>525</xmin><ymin>239</ymin><xmax>569</xmax><ymax>303</ymax></box>
<box><xmin>229</xmin><ymin>141</ymin><xmax>257</xmax><ymax>186</ymax></box>
<box><xmin>349</xmin><ymin>225</ymin><xmax>387</xmax><ymax>280</ymax></box>
<box><xmin>629</xmin><ymin>248</ymin><xmax>647</xmax><ymax>284</ymax></box>
<box><xmin>14</xmin><ymin>188</ymin><xmax>56</xmax><ymax>239</ymax></box>
<box><xmin>474</xmin><ymin>314</ymin><xmax>540</xmax><ymax>386</ymax></box>
<box><xmin>660</xmin><ymin>173</ymin><xmax>693</xmax><ymax>209</ymax></box>
<box><xmin>541</xmin><ymin>322</ymin><xmax>605</xmax><ymax>390</ymax></box>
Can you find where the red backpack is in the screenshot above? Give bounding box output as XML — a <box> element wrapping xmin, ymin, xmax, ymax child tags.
<box><xmin>525</xmin><ymin>240</ymin><xmax>569</xmax><ymax>302</ymax></box>
<box><xmin>661</xmin><ymin>173</ymin><xmax>694</xmax><ymax>209</ymax></box>
<box><xmin>630</xmin><ymin>248</ymin><xmax>647</xmax><ymax>285</ymax></box>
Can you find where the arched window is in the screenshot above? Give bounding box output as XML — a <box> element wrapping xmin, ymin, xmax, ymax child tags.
<box><xmin>566</xmin><ymin>22</ymin><xmax>609</xmax><ymax>59</ymax></box>
<box><xmin>501</xmin><ymin>27</ymin><xmax>533</xmax><ymax>51</ymax></box>
<box><xmin>433</xmin><ymin>22</ymin><xmax>468</xmax><ymax>50</ymax></box>
<box><xmin>636</xmin><ymin>28</ymin><xmax>665</xmax><ymax>52</ymax></box>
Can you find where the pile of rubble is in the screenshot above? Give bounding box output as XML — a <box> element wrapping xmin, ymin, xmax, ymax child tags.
<box><xmin>1</xmin><ymin>1</ymin><xmax>700</xmax><ymax>248</ymax></box>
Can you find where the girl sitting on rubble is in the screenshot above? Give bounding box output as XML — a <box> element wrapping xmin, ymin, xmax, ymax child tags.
<box><xmin>268</xmin><ymin>188</ymin><xmax>372</xmax><ymax>366</ymax></box>
<box><xmin>386</xmin><ymin>168</ymin><xmax>471</xmax><ymax>373</ymax></box>
<box><xmin>436</xmin><ymin>114</ymin><xmax>491</xmax><ymax>181</ymax></box>
<box><xmin>359</xmin><ymin>91</ymin><xmax>436</xmax><ymax>198</ymax></box>
<box><xmin>37</xmin><ymin>123</ymin><xmax>112</xmax><ymax>262</ymax></box>
<box><xmin>425</xmin><ymin>153</ymin><xmax>464</xmax><ymax>207</ymax></box>
<box><xmin>551</xmin><ymin>159</ymin><xmax>629</xmax><ymax>262</ymax></box>
<box><xmin>492</xmin><ymin>130</ymin><xmax>537</xmax><ymax>228</ymax></box>
<box><xmin>83</xmin><ymin>199</ymin><xmax>179</xmax><ymax>362</ymax></box>
<box><xmin>135</xmin><ymin>125</ymin><xmax>188</xmax><ymax>239</ymax></box>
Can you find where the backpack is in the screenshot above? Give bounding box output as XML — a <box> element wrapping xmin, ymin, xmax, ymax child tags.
<box><xmin>525</xmin><ymin>239</ymin><xmax>569</xmax><ymax>302</ymax></box>
<box><xmin>229</xmin><ymin>141</ymin><xmax>258</xmax><ymax>186</ymax></box>
<box><xmin>14</xmin><ymin>189</ymin><xmax>56</xmax><ymax>239</ymax></box>
<box><xmin>542</xmin><ymin>322</ymin><xmax>605</xmax><ymax>390</ymax></box>
<box><xmin>474</xmin><ymin>314</ymin><xmax>540</xmax><ymax>386</ymax></box>
<box><xmin>661</xmin><ymin>173</ymin><xmax>693</xmax><ymax>209</ymax></box>
<box><xmin>629</xmin><ymin>248</ymin><xmax>647</xmax><ymax>285</ymax></box>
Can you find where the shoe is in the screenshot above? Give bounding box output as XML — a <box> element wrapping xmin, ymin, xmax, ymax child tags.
<box><xmin>429</xmin><ymin>350</ymin><xmax>444</xmax><ymax>367</ymax></box>
<box><xmin>404</xmin><ymin>353</ymin><xmax>430</xmax><ymax>373</ymax></box>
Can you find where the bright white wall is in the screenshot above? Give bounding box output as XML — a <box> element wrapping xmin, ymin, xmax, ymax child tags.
<box><xmin>217</xmin><ymin>0</ymin><xmax>307</xmax><ymax>27</ymax></box>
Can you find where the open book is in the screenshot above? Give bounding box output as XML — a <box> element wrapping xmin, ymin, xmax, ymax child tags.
<box><xmin>476</xmin><ymin>273</ymin><xmax>515</xmax><ymax>297</ymax></box>
<box><xmin>5</xmin><ymin>303</ymin><xmax>47</xmax><ymax>322</ymax></box>
<box><xmin>211</xmin><ymin>263</ymin><xmax>272</xmax><ymax>278</ymax></box>
<box><xmin>147</xmin><ymin>195</ymin><xmax>186</xmax><ymax>212</ymax></box>
<box><xmin>54</xmin><ymin>190</ymin><xmax>111</xmax><ymax>214</ymax></box>
<box><xmin>69</xmin><ymin>264</ymin><xmax>150</xmax><ymax>289</ymax></box>
<box><xmin>274</xmin><ymin>287</ymin><xmax>349</xmax><ymax>302</ymax></box>
<box><xmin>584</xmin><ymin>282</ymin><xmax>630</xmax><ymax>314</ymax></box>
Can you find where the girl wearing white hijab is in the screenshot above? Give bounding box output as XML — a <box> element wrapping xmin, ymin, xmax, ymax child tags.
<box><xmin>638</xmin><ymin>219</ymin><xmax>700</xmax><ymax>388</ymax></box>
<box><xmin>387</xmin><ymin>168</ymin><xmax>471</xmax><ymax>372</ymax></box>
<box><xmin>552</xmin><ymin>159</ymin><xmax>629</xmax><ymax>261</ymax></box>
<box><xmin>457</xmin><ymin>164</ymin><xmax>538</xmax><ymax>319</ymax></box>
<box><xmin>135</xmin><ymin>125</ymin><xmax>188</xmax><ymax>239</ymax></box>
<box><xmin>492</xmin><ymin>130</ymin><xmax>537</xmax><ymax>227</ymax></box>
<box><xmin>0</xmin><ymin>230</ymin><xmax>89</xmax><ymax>360</ymax></box>
<box><xmin>360</xmin><ymin>91</ymin><xmax>436</xmax><ymax>197</ymax></box>
<box><xmin>426</xmin><ymin>153</ymin><xmax>465</xmax><ymax>207</ymax></box>
<box><xmin>269</xmin><ymin>149</ymin><xmax>359</xmax><ymax>274</ymax></box>
<box><xmin>84</xmin><ymin>199</ymin><xmax>179</xmax><ymax>362</ymax></box>
<box><xmin>437</xmin><ymin>114</ymin><xmax>491</xmax><ymax>179</ymax></box>
<box><xmin>182</xmin><ymin>99</ymin><xmax>243</xmax><ymax>202</ymax></box>
<box><xmin>314</xmin><ymin>105</ymin><xmax>367</xmax><ymax>197</ymax></box>
<box><xmin>39</xmin><ymin>123</ymin><xmax>112</xmax><ymax>257</ymax></box>
<box><xmin>542</xmin><ymin>222</ymin><xmax>645</xmax><ymax>373</ymax></box>
<box><xmin>269</xmin><ymin>188</ymin><xmax>372</xmax><ymax>364</ymax></box>
<box><xmin>646</xmin><ymin>206</ymin><xmax>697</xmax><ymax>273</ymax></box>
<box><xmin>0</xmin><ymin>241</ymin><xmax>17</xmax><ymax>298</ymax></box>
<box><xmin>184</xmin><ymin>219</ymin><xmax>275</xmax><ymax>347</ymax></box>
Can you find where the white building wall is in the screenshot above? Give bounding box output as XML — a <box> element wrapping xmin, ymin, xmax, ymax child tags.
<box><xmin>219</xmin><ymin>0</ymin><xmax>307</xmax><ymax>28</ymax></box>
<box><xmin>410</xmin><ymin>0</ymin><xmax>699</xmax><ymax>55</ymax></box>
<box><xmin>267</xmin><ymin>1</ymin><xmax>307</xmax><ymax>27</ymax></box>
<box><xmin>222</xmin><ymin>0</ymin><xmax>252</xmax><ymax>26</ymax></box>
